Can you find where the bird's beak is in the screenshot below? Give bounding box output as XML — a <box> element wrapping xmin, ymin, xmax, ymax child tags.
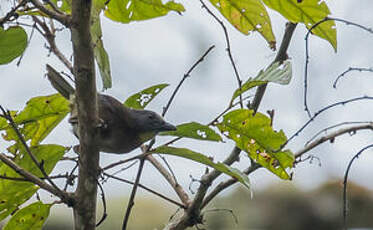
<box><xmin>160</xmin><ymin>121</ymin><xmax>177</xmax><ymax>131</ymax></box>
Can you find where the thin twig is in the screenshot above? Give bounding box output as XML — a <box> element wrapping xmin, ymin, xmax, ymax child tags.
<box><xmin>294</xmin><ymin>123</ymin><xmax>373</xmax><ymax>160</ymax></box>
<box><xmin>147</xmin><ymin>154</ymin><xmax>190</xmax><ymax>204</ymax></box>
<box><xmin>162</xmin><ymin>45</ymin><xmax>215</xmax><ymax>116</ymax></box>
<box><xmin>201</xmin><ymin>162</ymin><xmax>261</xmax><ymax>209</ymax></box>
<box><xmin>32</xmin><ymin>16</ymin><xmax>73</xmax><ymax>72</ymax></box>
<box><xmin>333</xmin><ymin>67</ymin><xmax>373</xmax><ymax>88</ymax></box>
<box><xmin>303</xmin><ymin>17</ymin><xmax>373</xmax><ymax>118</ymax></box>
<box><xmin>16</xmin><ymin>22</ymin><xmax>36</xmax><ymax>66</ymax></box>
<box><xmin>64</xmin><ymin>162</ymin><xmax>79</xmax><ymax>191</ymax></box>
<box><xmin>199</xmin><ymin>0</ymin><xmax>243</xmax><ymax>108</ymax></box>
<box><xmin>0</xmin><ymin>173</ymin><xmax>75</xmax><ymax>181</ymax></box>
<box><xmin>96</xmin><ymin>180</ymin><xmax>108</xmax><ymax>227</ymax></box>
<box><xmin>342</xmin><ymin>144</ymin><xmax>373</xmax><ymax>230</ymax></box>
<box><xmin>103</xmin><ymin>172</ymin><xmax>186</xmax><ymax>208</ymax></box>
<box><xmin>121</xmin><ymin>158</ymin><xmax>146</xmax><ymax>230</ymax></box>
<box><xmin>109</xmin><ymin>161</ymin><xmax>138</xmax><ymax>178</ymax></box>
<box><xmin>305</xmin><ymin>121</ymin><xmax>373</xmax><ymax>146</ymax></box>
<box><xmin>0</xmin><ymin>0</ymin><xmax>27</xmax><ymax>26</ymax></box>
<box><xmin>284</xmin><ymin>96</ymin><xmax>373</xmax><ymax>147</ymax></box>
<box><xmin>101</xmin><ymin>153</ymin><xmax>146</xmax><ymax>171</ymax></box>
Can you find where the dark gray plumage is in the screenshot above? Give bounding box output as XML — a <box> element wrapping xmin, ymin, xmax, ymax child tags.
<box><xmin>46</xmin><ymin>64</ymin><xmax>176</xmax><ymax>154</ymax></box>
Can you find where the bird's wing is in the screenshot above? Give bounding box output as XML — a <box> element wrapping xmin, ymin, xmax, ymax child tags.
<box><xmin>46</xmin><ymin>64</ymin><xmax>75</xmax><ymax>99</ymax></box>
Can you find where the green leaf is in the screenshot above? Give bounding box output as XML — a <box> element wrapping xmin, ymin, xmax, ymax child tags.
<box><xmin>92</xmin><ymin>0</ymin><xmax>112</xmax><ymax>90</ymax></box>
<box><xmin>0</xmin><ymin>145</ymin><xmax>66</xmax><ymax>221</ymax></box>
<box><xmin>104</xmin><ymin>0</ymin><xmax>185</xmax><ymax>23</ymax></box>
<box><xmin>230</xmin><ymin>60</ymin><xmax>292</xmax><ymax>105</ymax></box>
<box><xmin>16</xmin><ymin>145</ymin><xmax>67</xmax><ymax>177</ymax></box>
<box><xmin>0</xmin><ymin>184</ymin><xmax>38</xmax><ymax>222</ymax></box>
<box><xmin>13</xmin><ymin>94</ymin><xmax>70</xmax><ymax>146</ymax></box>
<box><xmin>216</xmin><ymin>109</ymin><xmax>294</xmax><ymax>179</ymax></box>
<box><xmin>262</xmin><ymin>0</ymin><xmax>337</xmax><ymax>51</ymax></box>
<box><xmin>50</xmin><ymin>0</ymin><xmax>71</xmax><ymax>13</ymax></box>
<box><xmin>230</xmin><ymin>81</ymin><xmax>266</xmax><ymax>106</ymax></box>
<box><xmin>0</xmin><ymin>26</ymin><xmax>27</xmax><ymax>65</ymax></box>
<box><xmin>3</xmin><ymin>202</ymin><xmax>52</xmax><ymax>230</ymax></box>
<box><xmin>124</xmin><ymin>83</ymin><xmax>169</xmax><ymax>109</ymax></box>
<box><xmin>160</xmin><ymin>122</ymin><xmax>223</xmax><ymax>142</ymax></box>
<box><xmin>209</xmin><ymin>0</ymin><xmax>275</xmax><ymax>48</ymax></box>
<box><xmin>153</xmin><ymin>146</ymin><xmax>250</xmax><ymax>189</ymax></box>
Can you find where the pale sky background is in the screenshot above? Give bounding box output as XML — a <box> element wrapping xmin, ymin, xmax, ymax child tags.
<box><xmin>1</xmin><ymin>0</ymin><xmax>373</xmax><ymax>219</ymax></box>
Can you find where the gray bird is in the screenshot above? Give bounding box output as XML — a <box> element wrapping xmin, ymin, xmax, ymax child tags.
<box><xmin>46</xmin><ymin>65</ymin><xmax>176</xmax><ymax>154</ymax></box>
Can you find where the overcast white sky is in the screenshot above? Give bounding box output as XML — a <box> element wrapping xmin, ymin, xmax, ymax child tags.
<box><xmin>1</xmin><ymin>0</ymin><xmax>373</xmax><ymax>206</ymax></box>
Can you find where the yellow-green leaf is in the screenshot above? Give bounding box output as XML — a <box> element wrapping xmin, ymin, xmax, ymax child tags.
<box><xmin>3</xmin><ymin>202</ymin><xmax>52</xmax><ymax>230</ymax></box>
<box><xmin>209</xmin><ymin>0</ymin><xmax>275</xmax><ymax>48</ymax></box>
<box><xmin>104</xmin><ymin>0</ymin><xmax>185</xmax><ymax>23</ymax></box>
<box><xmin>13</xmin><ymin>94</ymin><xmax>69</xmax><ymax>146</ymax></box>
<box><xmin>216</xmin><ymin>109</ymin><xmax>294</xmax><ymax>179</ymax></box>
<box><xmin>160</xmin><ymin>122</ymin><xmax>223</xmax><ymax>142</ymax></box>
<box><xmin>0</xmin><ymin>26</ymin><xmax>27</xmax><ymax>65</ymax></box>
<box><xmin>262</xmin><ymin>0</ymin><xmax>337</xmax><ymax>51</ymax></box>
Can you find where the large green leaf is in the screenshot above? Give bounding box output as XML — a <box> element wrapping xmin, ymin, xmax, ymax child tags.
<box><xmin>124</xmin><ymin>83</ymin><xmax>169</xmax><ymax>109</ymax></box>
<box><xmin>13</xmin><ymin>94</ymin><xmax>70</xmax><ymax>146</ymax></box>
<box><xmin>160</xmin><ymin>122</ymin><xmax>223</xmax><ymax>142</ymax></box>
<box><xmin>0</xmin><ymin>145</ymin><xmax>66</xmax><ymax>221</ymax></box>
<box><xmin>92</xmin><ymin>0</ymin><xmax>112</xmax><ymax>90</ymax></box>
<box><xmin>3</xmin><ymin>202</ymin><xmax>52</xmax><ymax>230</ymax></box>
<box><xmin>104</xmin><ymin>0</ymin><xmax>185</xmax><ymax>23</ymax></box>
<box><xmin>216</xmin><ymin>109</ymin><xmax>294</xmax><ymax>179</ymax></box>
<box><xmin>262</xmin><ymin>0</ymin><xmax>337</xmax><ymax>51</ymax></box>
<box><xmin>152</xmin><ymin>146</ymin><xmax>250</xmax><ymax>189</ymax></box>
<box><xmin>209</xmin><ymin>0</ymin><xmax>275</xmax><ymax>48</ymax></box>
<box><xmin>230</xmin><ymin>60</ymin><xmax>292</xmax><ymax>105</ymax></box>
<box><xmin>0</xmin><ymin>26</ymin><xmax>27</xmax><ymax>65</ymax></box>
<box><xmin>0</xmin><ymin>184</ymin><xmax>38</xmax><ymax>222</ymax></box>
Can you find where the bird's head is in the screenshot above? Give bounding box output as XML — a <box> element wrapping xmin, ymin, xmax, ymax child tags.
<box><xmin>131</xmin><ymin>109</ymin><xmax>176</xmax><ymax>143</ymax></box>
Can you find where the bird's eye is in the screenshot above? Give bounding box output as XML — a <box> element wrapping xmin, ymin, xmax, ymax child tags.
<box><xmin>148</xmin><ymin>115</ymin><xmax>154</xmax><ymax>119</ymax></box>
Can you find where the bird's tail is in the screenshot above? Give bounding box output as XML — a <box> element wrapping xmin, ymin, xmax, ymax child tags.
<box><xmin>46</xmin><ymin>64</ymin><xmax>75</xmax><ymax>99</ymax></box>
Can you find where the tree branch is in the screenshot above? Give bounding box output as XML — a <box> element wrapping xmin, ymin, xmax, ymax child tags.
<box><xmin>29</xmin><ymin>0</ymin><xmax>71</xmax><ymax>26</ymax></box>
<box><xmin>294</xmin><ymin>123</ymin><xmax>373</xmax><ymax>160</ymax></box>
<box><xmin>121</xmin><ymin>158</ymin><xmax>145</xmax><ymax>230</ymax></box>
<box><xmin>250</xmin><ymin>22</ymin><xmax>297</xmax><ymax>113</ymax></box>
<box><xmin>0</xmin><ymin>153</ymin><xmax>73</xmax><ymax>205</ymax></box>
<box><xmin>70</xmin><ymin>0</ymin><xmax>100</xmax><ymax>229</ymax></box>
<box><xmin>147</xmin><ymin>155</ymin><xmax>190</xmax><ymax>205</ymax></box>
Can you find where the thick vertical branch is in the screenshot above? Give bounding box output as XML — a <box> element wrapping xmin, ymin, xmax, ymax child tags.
<box><xmin>70</xmin><ymin>1</ymin><xmax>100</xmax><ymax>229</ymax></box>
